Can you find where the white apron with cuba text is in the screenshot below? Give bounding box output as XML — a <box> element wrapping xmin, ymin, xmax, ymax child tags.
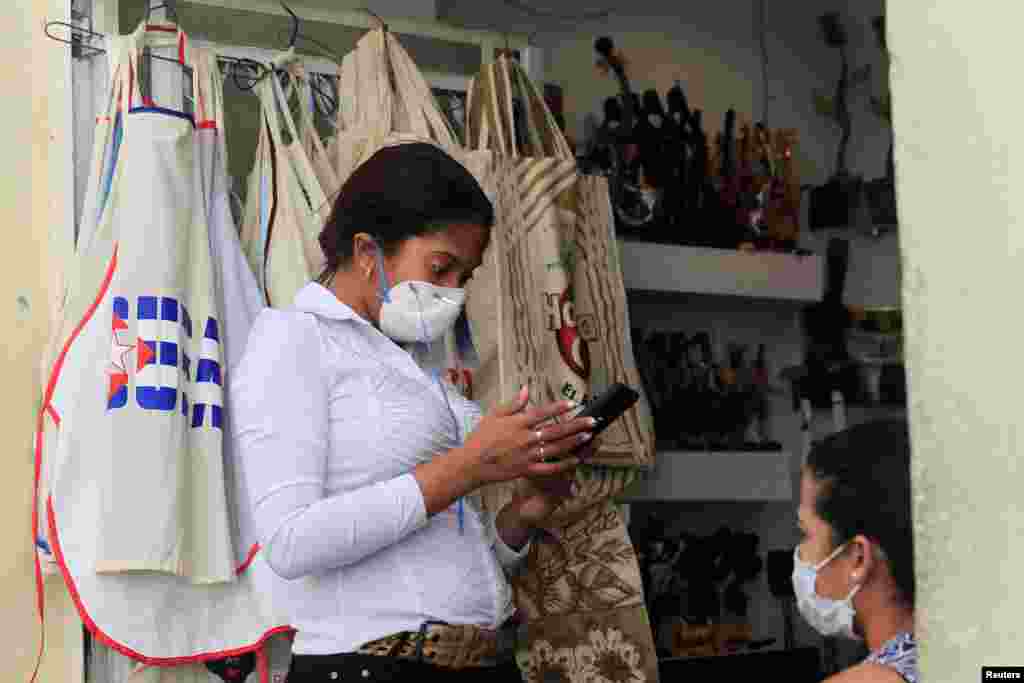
<box><xmin>34</xmin><ymin>25</ymin><xmax>289</xmax><ymax>670</ymax></box>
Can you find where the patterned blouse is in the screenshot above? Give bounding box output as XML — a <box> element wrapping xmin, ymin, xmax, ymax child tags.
<box><xmin>865</xmin><ymin>631</ymin><xmax>918</xmax><ymax>683</ymax></box>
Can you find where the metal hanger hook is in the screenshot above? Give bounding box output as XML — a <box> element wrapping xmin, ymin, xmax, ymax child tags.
<box><xmin>280</xmin><ymin>2</ymin><xmax>299</xmax><ymax>48</ymax></box>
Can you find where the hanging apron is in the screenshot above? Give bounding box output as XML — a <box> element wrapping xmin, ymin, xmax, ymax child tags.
<box><xmin>33</xmin><ymin>24</ymin><xmax>290</xmax><ymax>674</ymax></box>
<box><xmin>464</xmin><ymin>56</ymin><xmax>660</xmax><ymax>683</ymax></box>
<box><xmin>194</xmin><ymin>49</ymin><xmax>299</xmax><ymax>683</ymax></box>
<box><xmin>239</xmin><ymin>68</ymin><xmax>329</xmax><ymax>308</ymax></box>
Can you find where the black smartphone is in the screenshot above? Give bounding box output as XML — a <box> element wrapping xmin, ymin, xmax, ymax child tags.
<box><xmin>545</xmin><ymin>383</ymin><xmax>640</xmax><ymax>461</ymax></box>
<box><xmin>576</xmin><ymin>382</ymin><xmax>640</xmax><ymax>438</ymax></box>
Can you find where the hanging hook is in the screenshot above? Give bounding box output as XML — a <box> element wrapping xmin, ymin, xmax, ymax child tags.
<box><xmin>310</xmin><ymin>73</ymin><xmax>338</xmax><ymax>119</ymax></box>
<box><xmin>281</xmin><ymin>1</ymin><xmax>299</xmax><ymax>49</ymax></box>
<box><xmin>227</xmin><ymin>56</ymin><xmax>266</xmax><ymax>92</ymax></box>
<box><xmin>43</xmin><ymin>20</ymin><xmax>105</xmax><ymax>59</ymax></box>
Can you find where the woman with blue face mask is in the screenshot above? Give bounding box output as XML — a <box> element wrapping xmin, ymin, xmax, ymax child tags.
<box><xmin>232</xmin><ymin>143</ymin><xmax>596</xmax><ymax>682</ymax></box>
<box><xmin>794</xmin><ymin>419</ymin><xmax>916</xmax><ymax>683</ymax></box>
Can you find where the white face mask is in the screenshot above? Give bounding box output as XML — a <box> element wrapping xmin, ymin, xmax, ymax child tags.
<box><xmin>372</xmin><ymin>242</ymin><xmax>466</xmax><ymax>344</ymax></box>
<box><xmin>791</xmin><ymin>544</ymin><xmax>863</xmax><ymax>640</ymax></box>
<box><xmin>379</xmin><ymin>280</ymin><xmax>466</xmax><ymax>344</ymax></box>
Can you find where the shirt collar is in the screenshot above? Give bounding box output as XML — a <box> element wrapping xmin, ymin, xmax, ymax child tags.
<box><xmin>292</xmin><ymin>282</ymin><xmax>369</xmax><ymax>325</ymax></box>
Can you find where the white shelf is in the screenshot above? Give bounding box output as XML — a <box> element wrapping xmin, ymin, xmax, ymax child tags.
<box><xmin>617</xmin><ymin>450</ymin><xmax>793</xmax><ymax>503</ymax></box>
<box><xmin>617</xmin><ymin>241</ymin><xmax>824</xmax><ymax>303</ymax></box>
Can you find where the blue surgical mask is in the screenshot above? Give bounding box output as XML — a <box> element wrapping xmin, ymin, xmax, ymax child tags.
<box><xmin>791</xmin><ymin>544</ymin><xmax>863</xmax><ymax>640</ymax></box>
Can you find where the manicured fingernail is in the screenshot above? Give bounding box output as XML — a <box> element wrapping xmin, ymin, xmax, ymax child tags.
<box><xmin>565</xmin><ymin>400</ymin><xmax>578</xmax><ymax>409</ymax></box>
<box><xmin>570</xmin><ymin>481</ymin><xmax>580</xmax><ymax>496</ymax></box>
<box><xmin>579</xmin><ymin>432</ymin><xmax>592</xmax><ymax>443</ymax></box>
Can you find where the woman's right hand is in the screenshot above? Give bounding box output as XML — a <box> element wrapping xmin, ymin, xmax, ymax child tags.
<box><xmin>463</xmin><ymin>385</ymin><xmax>596</xmax><ymax>486</ymax></box>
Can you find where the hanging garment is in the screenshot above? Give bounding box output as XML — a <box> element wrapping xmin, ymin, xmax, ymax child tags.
<box><xmin>33</xmin><ymin>24</ymin><xmax>290</xmax><ymax>675</ymax></box>
<box><xmin>463</xmin><ymin>55</ymin><xmax>660</xmax><ymax>683</ymax></box>
<box><xmin>239</xmin><ymin>65</ymin><xmax>330</xmax><ymax>308</ymax></box>
<box><xmin>195</xmin><ymin>50</ymin><xmax>299</xmax><ymax>683</ymax></box>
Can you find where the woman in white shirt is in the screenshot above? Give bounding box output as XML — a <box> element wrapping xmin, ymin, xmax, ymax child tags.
<box><xmin>232</xmin><ymin>143</ymin><xmax>595</xmax><ymax>683</ymax></box>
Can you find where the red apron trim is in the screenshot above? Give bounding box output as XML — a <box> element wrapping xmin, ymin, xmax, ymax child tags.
<box><xmin>47</xmin><ymin>498</ymin><xmax>295</xmax><ymax>666</ymax></box>
<box><xmin>256</xmin><ymin>647</ymin><xmax>270</xmax><ymax>683</ymax></box>
<box><xmin>31</xmin><ymin>245</ymin><xmax>120</xmax><ymax>683</ymax></box>
<box><xmin>236</xmin><ymin>543</ymin><xmax>261</xmax><ymax>575</ymax></box>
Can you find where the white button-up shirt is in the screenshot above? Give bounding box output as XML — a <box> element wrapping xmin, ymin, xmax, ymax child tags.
<box><xmin>231</xmin><ymin>283</ymin><xmax>528</xmax><ymax>656</ymax></box>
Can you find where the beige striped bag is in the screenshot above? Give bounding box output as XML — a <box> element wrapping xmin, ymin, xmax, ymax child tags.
<box><xmin>464</xmin><ymin>56</ymin><xmax>659</xmax><ymax>683</ymax></box>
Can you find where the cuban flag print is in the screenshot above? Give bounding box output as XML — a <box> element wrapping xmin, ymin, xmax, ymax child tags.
<box><xmin>192</xmin><ymin>316</ymin><xmax>223</xmax><ymax>430</ymax></box>
<box><xmin>108</xmin><ymin>294</ymin><xmax>222</xmax><ymax>430</ymax></box>
<box><xmin>136</xmin><ymin>295</ymin><xmax>181</xmax><ymax>413</ymax></box>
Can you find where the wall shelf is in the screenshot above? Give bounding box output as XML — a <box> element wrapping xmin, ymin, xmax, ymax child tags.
<box><xmin>618</xmin><ymin>241</ymin><xmax>824</xmax><ymax>303</ymax></box>
<box><xmin>617</xmin><ymin>450</ymin><xmax>793</xmax><ymax>503</ymax></box>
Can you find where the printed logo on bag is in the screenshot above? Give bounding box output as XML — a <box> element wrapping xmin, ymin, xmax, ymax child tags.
<box><xmin>108</xmin><ymin>295</ymin><xmax>222</xmax><ymax>428</ymax></box>
<box><xmin>545</xmin><ymin>285</ymin><xmax>592</xmax><ymax>380</ymax></box>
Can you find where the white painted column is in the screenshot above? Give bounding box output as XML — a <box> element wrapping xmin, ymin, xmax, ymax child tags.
<box><xmin>3</xmin><ymin>0</ymin><xmax>83</xmax><ymax>681</ymax></box>
<box><xmin>891</xmin><ymin>0</ymin><xmax>1024</xmax><ymax>677</ymax></box>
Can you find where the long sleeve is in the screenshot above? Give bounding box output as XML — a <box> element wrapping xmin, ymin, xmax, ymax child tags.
<box><xmin>231</xmin><ymin>312</ymin><xmax>427</xmax><ymax>581</ymax></box>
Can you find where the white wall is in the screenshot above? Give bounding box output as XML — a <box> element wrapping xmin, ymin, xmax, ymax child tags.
<box><xmin>891</xmin><ymin>0</ymin><xmax>1024</xmax><ymax>676</ymax></box>
<box><xmin>4</xmin><ymin>0</ymin><xmax>87</xmax><ymax>680</ymax></box>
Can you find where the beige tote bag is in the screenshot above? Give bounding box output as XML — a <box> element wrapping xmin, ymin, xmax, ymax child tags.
<box><xmin>238</xmin><ymin>66</ymin><xmax>330</xmax><ymax>308</ymax></box>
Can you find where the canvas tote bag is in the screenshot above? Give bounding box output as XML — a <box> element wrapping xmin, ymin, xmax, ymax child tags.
<box><xmin>238</xmin><ymin>64</ymin><xmax>330</xmax><ymax>308</ymax></box>
<box><xmin>32</xmin><ymin>26</ymin><xmax>289</xmax><ymax>673</ymax></box>
<box><xmin>463</xmin><ymin>55</ymin><xmax>660</xmax><ymax>683</ymax></box>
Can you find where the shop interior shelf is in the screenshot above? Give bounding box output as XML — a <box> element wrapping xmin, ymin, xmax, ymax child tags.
<box><xmin>618</xmin><ymin>240</ymin><xmax>824</xmax><ymax>303</ymax></box>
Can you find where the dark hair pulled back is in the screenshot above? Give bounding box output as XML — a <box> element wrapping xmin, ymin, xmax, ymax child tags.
<box><xmin>806</xmin><ymin>418</ymin><xmax>915</xmax><ymax>606</ymax></box>
<box><xmin>317</xmin><ymin>143</ymin><xmax>494</xmax><ymax>284</ymax></box>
